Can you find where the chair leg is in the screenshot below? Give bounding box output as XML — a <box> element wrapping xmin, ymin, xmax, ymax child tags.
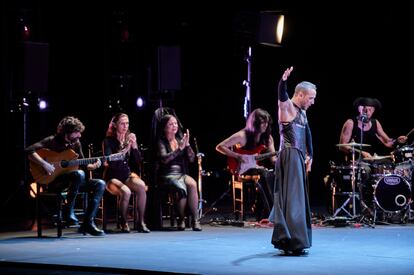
<box><xmin>36</xmin><ymin>192</ymin><xmax>62</xmax><ymax>238</ymax></box>
<box><xmin>99</xmin><ymin>193</ymin><xmax>122</xmax><ymax>232</ymax></box>
<box><xmin>101</xmin><ymin>197</ymin><xmax>107</xmax><ymax>231</ymax></box>
<box><xmin>132</xmin><ymin>193</ymin><xmax>137</xmax><ymax>230</ymax></box>
<box><xmin>151</xmin><ymin>187</ymin><xmax>163</xmax><ymax>230</ymax></box>
<box><xmin>168</xmin><ymin>194</ymin><xmax>175</xmax><ymax>227</ymax></box>
<box><xmin>36</xmin><ymin>186</ymin><xmax>42</xmax><ymax>238</ymax></box>
<box><xmin>233</xmin><ymin>176</ymin><xmax>244</xmax><ymax>221</ymax></box>
<box><xmin>57</xmin><ymin>195</ymin><xmax>63</xmax><ymax>238</ymax></box>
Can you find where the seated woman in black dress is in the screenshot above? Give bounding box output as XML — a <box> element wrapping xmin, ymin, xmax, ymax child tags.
<box><xmin>103</xmin><ymin>113</ymin><xmax>150</xmax><ymax>233</ymax></box>
<box><xmin>157</xmin><ymin>114</ymin><xmax>202</xmax><ymax>231</ymax></box>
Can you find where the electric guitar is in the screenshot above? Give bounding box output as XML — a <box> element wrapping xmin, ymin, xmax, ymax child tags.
<box><xmin>227</xmin><ymin>145</ymin><xmax>278</xmax><ymax>175</ymax></box>
<box><xmin>29</xmin><ymin>148</ymin><xmax>125</xmax><ymax>184</ymax></box>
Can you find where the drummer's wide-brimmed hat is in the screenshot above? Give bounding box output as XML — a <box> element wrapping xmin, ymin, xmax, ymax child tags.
<box><xmin>353</xmin><ymin>97</ymin><xmax>382</xmax><ymax>110</ymax></box>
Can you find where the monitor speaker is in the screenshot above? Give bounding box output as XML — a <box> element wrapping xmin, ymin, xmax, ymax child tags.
<box><xmin>157</xmin><ymin>46</ymin><xmax>181</xmax><ymax>91</ymax></box>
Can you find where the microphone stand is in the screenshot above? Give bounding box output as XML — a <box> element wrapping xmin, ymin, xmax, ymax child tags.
<box><xmin>332</xmin><ymin>115</ymin><xmax>372</xmax><ymax>222</ymax></box>
<box><xmin>242</xmin><ymin>46</ymin><xmax>252</xmax><ymax>120</ymax></box>
<box><xmin>3</xmin><ymin>98</ymin><xmax>33</xmax><ymax>205</ymax></box>
<box><xmin>357</xmin><ymin>116</ymin><xmax>375</xmax><ymax>226</ymax></box>
<box><xmin>194</xmin><ymin>137</ymin><xmax>208</xmax><ymax>219</ymax></box>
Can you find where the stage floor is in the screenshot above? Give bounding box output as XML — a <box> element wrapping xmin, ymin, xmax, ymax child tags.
<box><xmin>1</xmin><ymin>219</ymin><xmax>414</xmax><ymax>275</ymax></box>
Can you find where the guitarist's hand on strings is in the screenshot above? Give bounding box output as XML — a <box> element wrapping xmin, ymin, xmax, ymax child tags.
<box><xmin>42</xmin><ymin>160</ymin><xmax>55</xmax><ymax>175</ymax></box>
<box><xmin>31</xmin><ymin>152</ymin><xmax>55</xmax><ymax>175</ymax></box>
<box><xmin>237</xmin><ymin>154</ymin><xmax>247</xmax><ymax>164</ymax></box>
<box><xmin>87</xmin><ymin>159</ymin><xmax>101</xmax><ymax>171</ymax></box>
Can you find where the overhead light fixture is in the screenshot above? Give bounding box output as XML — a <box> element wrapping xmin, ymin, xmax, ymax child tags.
<box><xmin>257</xmin><ymin>11</ymin><xmax>285</xmax><ymax>47</ymax></box>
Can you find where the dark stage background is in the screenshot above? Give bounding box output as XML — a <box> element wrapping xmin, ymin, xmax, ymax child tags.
<box><xmin>2</xmin><ymin>1</ymin><xmax>413</xmax><ymax>230</ymax></box>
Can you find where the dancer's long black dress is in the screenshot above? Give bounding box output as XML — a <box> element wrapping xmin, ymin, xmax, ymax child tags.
<box><xmin>271</xmin><ymin>104</ymin><xmax>312</xmax><ymax>251</ymax></box>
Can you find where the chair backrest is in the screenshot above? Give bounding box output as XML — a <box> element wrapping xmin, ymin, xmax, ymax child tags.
<box><xmin>87</xmin><ymin>143</ymin><xmax>104</xmax><ymax>179</ymax></box>
<box><xmin>150</xmin><ymin>107</ymin><xmax>183</xmax><ymax>144</ymax></box>
<box><xmin>149</xmin><ymin>107</ymin><xmax>185</xmax><ymax>184</ymax></box>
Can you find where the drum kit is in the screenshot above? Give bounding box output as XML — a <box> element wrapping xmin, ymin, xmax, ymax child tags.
<box><xmin>329</xmin><ymin>142</ymin><xmax>414</xmax><ymax>224</ymax></box>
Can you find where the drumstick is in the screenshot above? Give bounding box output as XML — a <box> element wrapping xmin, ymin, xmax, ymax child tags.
<box><xmin>354</xmin><ymin>148</ymin><xmax>362</xmax><ymax>154</ymax></box>
<box><xmin>405</xmin><ymin>128</ymin><xmax>414</xmax><ymax>137</ymax></box>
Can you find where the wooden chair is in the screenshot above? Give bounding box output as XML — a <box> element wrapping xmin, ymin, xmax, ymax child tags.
<box><xmin>99</xmin><ymin>190</ymin><xmax>137</xmax><ymax>232</ymax></box>
<box><xmin>232</xmin><ymin>174</ymin><xmax>261</xmax><ymax>221</ymax></box>
<box><xmin>149</xmin><ymin>180</ymin><xmax>191</xmax><ymax>231</ymax></box>
<box><xmin>88</xmin><ymin>143</ymin><xmax>138</xmax><ymax>232</ymax></box>
<box><xmin>35</xmin><ymin>183</ymin><xmax>87</xmax><ymax>237</ymax></box>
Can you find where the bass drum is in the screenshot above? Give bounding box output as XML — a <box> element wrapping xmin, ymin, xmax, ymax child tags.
<box><xmin>374</xmin><ymin>174</ymin><xmax>412</xmax><ymax>212</ymax></box>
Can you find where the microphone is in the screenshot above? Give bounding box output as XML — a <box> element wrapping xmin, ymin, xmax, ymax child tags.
<box><xmin>359</xmin><ymin>113</ymin><xmax>369</xmax><ymax>123</ymax></box>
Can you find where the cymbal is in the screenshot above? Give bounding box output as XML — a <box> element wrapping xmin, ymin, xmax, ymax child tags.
<box><xmin>363</xmin><ymin>155</ymin><xmax>392</xmax><ymax>161</ymax></box>
<box><xmin>336</xmin><ymin>142</ymin><xmax>371</xmax><ymax>147</ymax></box>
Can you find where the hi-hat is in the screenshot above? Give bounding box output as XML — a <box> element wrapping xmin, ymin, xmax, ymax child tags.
<box><xmin>336</xmin><ymin>142</ymin><xmax>371</xmax><ymax>147</ymax></box>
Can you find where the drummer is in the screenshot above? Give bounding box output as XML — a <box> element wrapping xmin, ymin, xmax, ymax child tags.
<box><xmin>339</xmin><ymin>97</ymin><xmax>408</xmax><ymax>161</ymax></box>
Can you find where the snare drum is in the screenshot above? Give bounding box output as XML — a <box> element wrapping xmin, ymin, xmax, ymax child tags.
<box><xmin>330</xmin><ymin>165</ymin><xmax>368</xmax><ymax>193</ymax></box>
<box><xmin>374</xmin><ymin>174</ymin><xmax>412</xmax><ymax>212</ymax></box>
<box><xmin>370</xmin><ymin>162</ymin><xmax>394</xmax><ymax>177</ymax></box>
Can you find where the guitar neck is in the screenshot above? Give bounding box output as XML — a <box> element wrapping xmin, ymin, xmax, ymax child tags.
<box><xmin>67</xmin><ymin>156</ymin><xmax>104</xmax><ymax>167</ymax></box>
<box><xmin>255</xmin><ymin>152</ymin><xmax>277</xmax><ymax>161</ymax></box>
<box><xmin>64</xmin><ymin>152</ymin><xmax>125</xmax><ymax>167</ymax></box>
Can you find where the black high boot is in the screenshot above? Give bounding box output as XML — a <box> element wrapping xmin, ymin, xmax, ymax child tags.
<box><xmin>79</xmin><ymin>220</ymin><xmax>105</xmax><ymax>236</ymax></box>
<box><xmin>79</xmin><ymin>179</ymin><xmax>105</xmax><ymax>236</ymax></box>
<box><xmin>61</xmin><ymin>170</ymin><xmax>84</xmax><ymax>227</ymax></box>
<box><xmin>64</xmin><ymin>192</ymin><xmax>79</xmax><ymax>227</ymax></box>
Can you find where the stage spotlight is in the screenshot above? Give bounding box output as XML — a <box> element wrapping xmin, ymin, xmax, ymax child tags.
<box><xmin>19</xmin><ymin>11</ymin><xmax>31</xmax><ymax>41</ymax></box>
<box><xmin>38</xmin><ymin>98</ymin><xmax>48</xmax><ymax>110</ymax></box>
<box><xmin>136</xmin><ymin>96</ymin><xmax>145</xmax><ymax>109</ymax></box>
<box><xmin>23</xmin><ymin>25</ymin><xmax>30</xmax><ymax>40</ymax></box>
<box><xmin>22</xmin><ymin>97</ymin><xmax>29</xmax><ymax>107</ymax></box>
<box><xmin>257</xmin><ymin>11</ymin><xmax>285</xmax><ymax>47</ymax></box>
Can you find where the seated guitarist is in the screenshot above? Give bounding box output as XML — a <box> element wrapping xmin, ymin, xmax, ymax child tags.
<box><xmin>215</xmin><ymin>108</ymin><xmax>277</xmax><ymax>219</ymax></box>
<box><xmin>25</xmin><ymin>116</ymin><xmax>105</xmax><ymax>236</ymax></box>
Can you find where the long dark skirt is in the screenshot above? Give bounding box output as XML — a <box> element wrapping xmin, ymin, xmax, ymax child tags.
<box><xmin>271</xmin><ymin>148</ymin><xmax>312</xmax><ymax>251</ymax></box>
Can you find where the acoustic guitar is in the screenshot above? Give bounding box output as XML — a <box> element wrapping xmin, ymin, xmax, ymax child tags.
<box><xmin>227</xmin><ymin>145</ymin><xmax>278</xmax><ymax>175</ymax></box>
<box><xmin>29</xmin><ymin>148</ymin><xmax>125</xmax><ymax>184</ymax></box>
